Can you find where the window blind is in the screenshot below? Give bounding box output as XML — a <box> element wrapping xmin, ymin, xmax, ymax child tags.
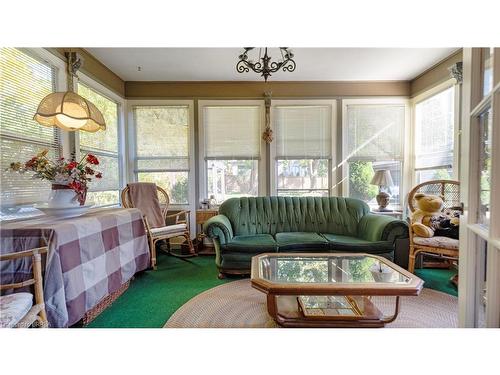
<box><xmin>415</xmin><ymin>88</ymin><xmax>454</xmax><ymax>169</ymax></box>
<box><xmin>0</xmin><ymin>48</ymin><xmax>60</xmax><ymax>207</ymax></box>
<box><xmin>134</xmin><ymin>106</ymin><xmax>190</xmax><ymax>170</ymax></box>
<box><xmin>204</xmin><ymin>106</ymin><xmax>261</xmax><ymax>159</ymax></box>
<box><xmin>275</xmin><ymin>105</ymin><xmax>331</xmax><ymax>159</ymax></box>
<box><xmin>78</xmin><ymin>83</ymin><xmax>120</xmax><ymax>206</ymax></box>
<box><xmin>346</xmin><ymin>104</ymin><xmax>405</xmax><ymax>161</ymax></box>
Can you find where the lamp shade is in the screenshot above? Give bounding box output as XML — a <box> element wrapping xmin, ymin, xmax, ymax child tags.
<box><xmin>370</xmin><ymin>169</ymin><xmax>394</xmax><ymax>187</ymax></box>
<box><xmin>34</xmin><ymin>92</ymin><xmax>106</xmax><ymax>132</ymax></box>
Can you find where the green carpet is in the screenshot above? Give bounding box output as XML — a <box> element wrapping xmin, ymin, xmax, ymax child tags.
<box><xmin>414</xmin><ymin>268</ymin><xmax>458</xmax><ymax>297</ymax></box>
<box><xmin>86</xmin><ymin>253</ymin><xmax>228</xmax><ymax>328</ymax></box>
<box><xmin>86</xmin><ymin>253</ymin><xmax>458</xmax><ymax>328</ymax></box>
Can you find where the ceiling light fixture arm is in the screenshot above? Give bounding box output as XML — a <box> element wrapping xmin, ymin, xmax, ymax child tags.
<box><xmin>236</xmin><ymin>47</ymin><xmax>296</xmax><ymax>82</ymax></box>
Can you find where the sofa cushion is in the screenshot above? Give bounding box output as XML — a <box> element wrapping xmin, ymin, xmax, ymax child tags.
<box><xmin>223</xmin><ymin>234</ymin><xmax>278</xmax><ymax>253</ymax></box>
<box><xmin>275</xmin><ymin>232</ymin><xmax>329</xmax><ymax>252</ymax></box>
<box><xmin>321</xmin><ymin>233</ymin><xmax>394</xmax><ymax>254</ymax></box>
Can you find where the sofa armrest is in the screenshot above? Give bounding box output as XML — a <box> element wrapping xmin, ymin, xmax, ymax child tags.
<box><xmin>203</xmin><ymin>214</ymin><xmax>234</xmax><ymax>245</ymax></box>
<box><xmin>358</xmin><ymin>214</ymin><xmax>409</xmax><ymax>243</ymax></box>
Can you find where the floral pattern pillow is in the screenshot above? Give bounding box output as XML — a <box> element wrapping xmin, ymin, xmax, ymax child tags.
<box><xmin>0</xmin><ymin>293</ymin><xmax>33</xmax><ymax>328</ymax></box>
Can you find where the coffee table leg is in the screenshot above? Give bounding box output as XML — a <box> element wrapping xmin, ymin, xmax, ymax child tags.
<box><xmin>380</xmin><ymin>296</ymin><xmax>401</xmax><ymax>324</ymax></box>
<box><xmin>267</xmin><ymin>293</ymin><xmax>278</xmax><ymax>319</ymax></box>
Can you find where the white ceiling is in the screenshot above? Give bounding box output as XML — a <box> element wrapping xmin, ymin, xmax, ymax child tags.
<box><xmin>86</xmin><ymin>48</ymin><xmax>458</xmax><ymax>82</ymax></box>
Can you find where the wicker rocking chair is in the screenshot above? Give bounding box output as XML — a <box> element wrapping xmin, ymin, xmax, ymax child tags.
<box><xmin>407</xmin><ymin>180</ymin><xmax>461</xmax><ymax>273</ymax></box>
<box><xmin>121</xmin><ymin>184</ymin><xmax>195</xmax><ymax>270</ymax></box>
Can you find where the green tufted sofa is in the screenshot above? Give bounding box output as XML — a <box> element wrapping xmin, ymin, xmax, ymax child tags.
<box><xmin>203</xmin><ymin>196</ymin><xmax>409</xmax><ymax>277</ymax></box>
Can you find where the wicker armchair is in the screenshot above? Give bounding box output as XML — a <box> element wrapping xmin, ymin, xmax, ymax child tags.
<box><xmin>0</xmin><ymin>247</ymin><xmax>48</xmax><ymax>328</ymax></box>
<box><xmin>407</xmin><ymin>180</ymin><xmax>461</xmax><ymax>273</ymax></box>
<box><xmin>121</xmin><ymin>184</ymin><xmax>195</xmax><ymax>270</ymax></box>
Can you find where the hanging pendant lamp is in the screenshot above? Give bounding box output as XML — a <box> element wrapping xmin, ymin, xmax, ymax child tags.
<box><xmin>33</xmin><ymin>51</ymin><xmax>106</xmax><ymax>132</ymax></box>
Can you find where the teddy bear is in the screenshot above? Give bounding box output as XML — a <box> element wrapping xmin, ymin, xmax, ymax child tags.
<box><xmin>411</xmin><ymin>193</ymin><xmax>444</xmax><ymax>238</ymax></box>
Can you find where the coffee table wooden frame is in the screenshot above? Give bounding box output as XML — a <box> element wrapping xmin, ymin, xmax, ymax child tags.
<box><xmin>251</xmin><ymin>253</ymin><xmax>423</xmax><ymax>328</ymax></box>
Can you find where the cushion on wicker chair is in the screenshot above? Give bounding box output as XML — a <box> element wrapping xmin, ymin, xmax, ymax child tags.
<box><xmin>0</xmin><ymin>292</ymin><xmax>33</xmax><ymax>328</ymax></box>
<box><xmin>150</xmin><ymin>223</ymin><xmax>187</xmax><ymax>237</ymax></box>
<box><xmin>413</xmin><ymin>236</ymin><xmax>459</xmax><ymax>249</ymax></box>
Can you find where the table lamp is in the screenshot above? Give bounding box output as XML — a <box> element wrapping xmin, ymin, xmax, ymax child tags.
<box><xmin>370</xmin><ymin>170</ymin><xmax>394</xmax><ymax>211</ymax></box>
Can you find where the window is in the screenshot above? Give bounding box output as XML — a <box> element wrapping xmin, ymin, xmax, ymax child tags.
<box><xmin>77</xmin><ymin>82</ymin><xmax>121</xmax><ymax>206</ymax></box>
<box><xmin>478</xmin><ymin>107</ymin><xmax>492</xmax><ymax>227</ymax></box>
<box><xmin>0</xmin><ymin>48</ymin><xmax>60</xmax><ymax>219</ymax></box>
<box><xmin>273</xmin><ymin>103</ymin><xmax>334</xmax><ymax>197</ymax></box>
<box><xmin>133</xmin><ymin>105</ymin><xmax>190</xmax><ymax>205</ymax></box>
<box><xmin>414</xmin><ymin>86</ymin><xmax>455</xmax><ymax>184</ymax></box>
<box><xmin>201</xmin><ymin>104</ymin><xmax>262</xmax><ymax>203</ymax></box>
<box><xmin>344</xmin><ymin>101</ymin><xmax>406</xmax><ymax>208</ymax></box>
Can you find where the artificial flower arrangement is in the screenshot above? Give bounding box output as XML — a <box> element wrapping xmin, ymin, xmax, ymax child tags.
<box><xmin>8</xmin><ymin>150</ymin><xmax>102</xmax><ymax>205</ymax></box>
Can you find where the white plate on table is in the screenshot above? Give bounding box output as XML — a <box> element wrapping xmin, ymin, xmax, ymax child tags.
<box><xmin>33</xmin><ymin>203</ymin><xmax>94</xmax><ymax>219</ymax></box>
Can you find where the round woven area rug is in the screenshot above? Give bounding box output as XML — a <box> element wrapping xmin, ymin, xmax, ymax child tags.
<box><xmin>164</xmin><ymin>279</ymin><xmax>458</xmax><ymax>328</ymax></box>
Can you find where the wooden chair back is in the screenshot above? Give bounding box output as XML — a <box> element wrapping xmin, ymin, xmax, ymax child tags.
<box><xmin>121</xmin><ymin>183</ymin><xmax>171</xmax><ymax>220</ymax></box>
<box><xmin>407</xmin><ymin>179</ymin><xmax>461</xmax><ymax>215</ymax></box>
<box><xmin>0</xmin><ymin>246</ymin><xmax>48</xmax><ymax>327</ymax></box>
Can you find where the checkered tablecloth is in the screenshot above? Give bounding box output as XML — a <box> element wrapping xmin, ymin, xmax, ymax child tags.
<box><xmin>0</xmin><ymin>208</ymin><xmax>150</xmax><ymax>328</ymax></box>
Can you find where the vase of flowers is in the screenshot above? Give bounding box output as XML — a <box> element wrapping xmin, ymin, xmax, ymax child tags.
<box><xmin>8</xmin><ymin>150</ymin><xmax>102</xmax><ymax>208</ymax></box>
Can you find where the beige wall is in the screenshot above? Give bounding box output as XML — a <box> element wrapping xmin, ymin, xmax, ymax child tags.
<box><xmin>46</xmin><ymin>48</ymin><xmax>463</xmax><ymax>100</ymax></box>
<box><xmin>410</xmin><ymin>49</ymin><xmax>462</xmax><ymax>97</ymax></box>
<box><xmin>125</xmin><ymin>80</ymin><xmax>410</xmax><ymax>98</ymax></box>
<box><xmin>50</xmin><ymin>48</ymin><xmax>126</xmax><ymax>97</ymax></box>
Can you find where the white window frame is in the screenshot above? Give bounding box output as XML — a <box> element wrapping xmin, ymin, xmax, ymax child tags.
<box><xmin>341</xmin><ymin>98</ymin><xmax>410</xmax><ymax>210</ymax></box>
<box><xmin>75</xmin><ymin>72</ymin><xmax>127</xmax><ymax>206</ymax></box>
<box><xmin>198</xmin><ymin>100</ymin><xmax>266</xmax><ymax>202</ymax></box>
<box><xmin>410</xmin><ymin>79</ymin><xmax>460</xmax><ymax>187</ymax></box>
<box><xmin>459</xmin><ymin>48</ymin><xmax>500</xmax><ymax>328</ymax></box>
<box><xmin>128</xmin><ymin>100</ymin><xmax>196</xmax><ymax>233</ymax></box>
<box><xmin>269</xmin><ymin>99</ymin><xmax>337</xmax><ymax>196</ymax></box>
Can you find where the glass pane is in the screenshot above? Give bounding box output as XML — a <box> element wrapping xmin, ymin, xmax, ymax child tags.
<box><xmin>134</xmin><ymin>106</ymin><xmax>189</xmax><ymax>158</ymax></box>
<box><xmin>137</xmin><ymin>171</ymin><xmax>189</xmax><ymax>205</ymax></box>
<box><xmin>277</xmin><ymin>159</ymin><xmax>328</xmax><ymax>191</ymax></box>
<box><xmin>82</xmin><ymin>153</ymin><xmax>119</xmax><ymax>192</ymax></box>
<box><xmin>478</xmin><ymin>108</ymin><xmax>492</xmax><ymax>226</ymax></box>
<box><xmin>0</xmin><ymin>139</ymin><xmax>58</xmax><ymax>206</ymax></box>
<box><xmin>78</xmin><ymin>83</ymin><xmax>118</xmax><ymax>153</ymax></box>
<box><xmin>206</xmin><ymin>160</ymin><xmax>258</xmax><ymax>203</ymax></box>
<box><xmin>346</xmin><ymin>104</ymin><xmax>405</xmax><ymax>160</ymax></box>
<box><xmin>348</xmin><ymin>160</ymin><xmax>401</xmax><ymax>208</ymax></box>
<box><xmin>204</xmin><ymin>106</ymin><xmax>261</xmax><ymax>158</ymax></box>
<box><xmin>415</xmin><ymin>87</ymin><xmax>455</xmax><ymax>171</ymax></box>
<box><xmin>277</xmin><ymin>189</ymin><xmax>329</xmax><ymax>197</ymax></box>
<box><xmin>475</xmin><ymin>237</ymin><xmax>487</xmax><ymax>328</ymax></box>
<box><xmin>274</xmin><ymin>106</ymin><xmax>332</xmax><ymax>158</ymax></box>
<box><xmin>481</xmin><ymin>47</ymin><xmax>494</xmax><ymax>97</ymax></box>
<box><xmin>86</xmin><ymin>190</ymin><xmax>119</xmax><ymax>207</ymax></box>
<box><xmin>416</xmin><ymin>167</ymin><xmax>453</xmax><ymax>184</ymax></box>
<box><xmin>137</xmin><ymin>158</ymin><xmax>189</xmax><ymax>171</ymax></box>
<box><xmin>0</xmin><ymin>48</ymin><xmax>57</xmax><ymax>144</ymax></box>
<box><xmin>259</xmin><ymin>255</ymin><xmax>410</xmax><ymax>284</ymax></box>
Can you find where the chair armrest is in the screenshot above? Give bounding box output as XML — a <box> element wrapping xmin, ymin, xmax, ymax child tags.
<box><xmin>203</xmin><ymin>214</ymin><xmax>234</xmax><ymax>245</ymax></box>
<box><xmin>166</xmin><ymin>210</ymin><xmax>190</xmax><ymax>224</ymax></box>
<box><xmin>358</xmin><ymin>214</ymin><xmax>409</xmax><ymax>243</ymax></box>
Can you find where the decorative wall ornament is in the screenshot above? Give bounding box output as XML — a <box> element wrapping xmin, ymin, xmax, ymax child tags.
<box><xmin>236</xmin><ymin>48</ymin><xmax>296</xmax><ymax>82</ymax></box>
<box><xmin>449</xmin><ymin>62</ymin><xmax>463</xmax><ymax>84</ymax></box>
<box><xmin>262</xmin><ymin>91</ymin><xmax>273</xmax><ymax>143</ymax></box>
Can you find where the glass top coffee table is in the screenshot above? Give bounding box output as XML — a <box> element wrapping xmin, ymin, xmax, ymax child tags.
<box><xmin>251</xmin><ymin>253</ymin><xmax>424</xmax><ymax>328</ymax></box>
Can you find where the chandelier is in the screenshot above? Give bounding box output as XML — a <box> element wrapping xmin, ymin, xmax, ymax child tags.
<box><xmin>236</xmin><ymin>47</ymin><xmax>296</xmax><ymax>82</ymax></box>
